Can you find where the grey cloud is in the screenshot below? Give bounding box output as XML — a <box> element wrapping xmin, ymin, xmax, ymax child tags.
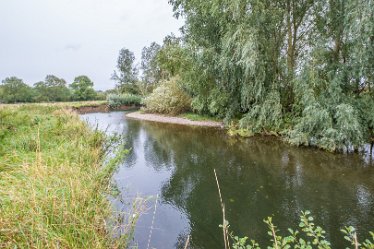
<box><xmin>0</xmin><ymin>0</ymin><xmax>184</xmax><ymax>91</ymax></box>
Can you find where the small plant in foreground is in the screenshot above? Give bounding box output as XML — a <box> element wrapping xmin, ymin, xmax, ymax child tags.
<box><xmin>214</xmin><ymin>169</ymin><xmax>373</xmax><ymax>249</ymax></box>
<box><xmin>230</xmin><ymin>211</ymin><xmax>374</xmax><ymax>249</ymax></box>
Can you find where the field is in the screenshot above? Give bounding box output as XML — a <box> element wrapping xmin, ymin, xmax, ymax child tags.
<box><xmin>0</xmin><ymin>100</ymin><xmax>107</xmax><ymax>108</ymax></box>
<box><xmin>0</xmin><ymin>103</ymin><xmax>130</xmax><ymax>248</ymax></box>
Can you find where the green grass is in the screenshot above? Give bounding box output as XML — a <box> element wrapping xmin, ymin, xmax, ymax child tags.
<box><xmin>179</xmin><ymin>112</ymin><xmax>221</xmax><ymax>122</ymax></box>
<box><xmin>0</xmin><ymin>104</ymin><xmax>131</xmax><ymax>248</ymax></box>
<box><xmin>0</xmin><ymin>100</ymin><xmax>107</xmax><ymax>109</ymax></box>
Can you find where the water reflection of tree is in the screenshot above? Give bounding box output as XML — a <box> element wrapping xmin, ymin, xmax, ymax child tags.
<box><xmin>130</xmin><ymin>121</ymin><xmax>374</xmax><ymax>248</ymax></box>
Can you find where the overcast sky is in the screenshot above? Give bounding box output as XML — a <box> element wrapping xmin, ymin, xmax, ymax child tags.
<box><xmin>0</xmin><ymin>0</ymin><xmax>184</xmax><ymax>90</ymax></box>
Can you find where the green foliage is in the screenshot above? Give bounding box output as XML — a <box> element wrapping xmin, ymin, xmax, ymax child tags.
<box><xmin>232</xmin><ymin>236</ymin><xmax>260</xmax><ymax>249</ymax></box>
<box><xmin>342</xmin><ymin>227</ymin><xmax>374</xmax><ymax>249</ymax></box>
<box><xmin>107</xmin><ymin>93</ymin><xmax>142</xmax><ymax>108</ymax></box>
<box><xmin>355</xmin><ymin>94</ymin><xmax>374</xmax><ymax>141</ymax></box>
<box><xmin>287</xmin><ymin>103</ymin><xmax>332</xmax><ymax>149</ymax></box>
<box><xmin>155</xmin><ymin>34</ymin><xmax>186</xmax><ymax>80</ymax></box>
<box><xmin>112</xmin><ymin>48</ymin><xmax>139</xmax><ymax>93</ymax></box>
<box><xmin>95</xmin><ymin>90</ymin><xmax>107</xmax><ymax>100</ymax></box>
<box><xmin>230</xmin><ymin>211</ymin><xmax>374</xmax><ymax>249</ymax></box>
<box><xmin>141</xmin><ymin>42</ymin><xmax>162</xmax><ymax>85</ymax></box>
<box><xmin>118</xmin><ymin>82</ymin><xmax>142</xmax><ymax>95</ymax></box>
<box><xmin>70</xmin><ymin>75</ymin><xmax>97</xmax><ymax>101</ymax></box>
<box><xmin>0</xmin><ymin>77</ymin><xmax>34</xmax><ymax>103</ymax></box>
<box><xmin>143</xmin><ymin>77</ymin><xmax>192</xmax><ymax>115</ymax></box>
<box><xmin>167</xmin><ymin>0</ymin><xmax>374</xmax><ymax>152</ymax></box>
<box><xmin>0</xmin><ymin>105</ymin><xmax>136</xmax><ymax>248</ymax></box>
<box><xmin>34</xmin><ymin>75</ymin><xmax>71</xmax><ymax>102</ymax></box>
<box><xmin>240</xmin><ymin>91</ymin><xmax>283</xmax><ymax>134</ymax></box>
<box><xmin>285</xmin><ymin>66</ymin><xmax>366</xmax><ymax>152</ymax></box>
<box><xmin>0</xmin><ymin>74</ymin><xmax>104</xmax><ymax>103</ymax></box>
<box><xmin>286</xmin><ymin>104</ymin><xmax>364</xmax><ymax>152</ymax></box>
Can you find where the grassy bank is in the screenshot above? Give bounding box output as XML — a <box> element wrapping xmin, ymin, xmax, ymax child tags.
<box><xmin>0</xmin><ymin>100</ymin><xmax>107</xmax><ymax>108</ymax></box>
<box><xmin>0</xmin><ymin>104</ymin><xmax>126</xmax><ymax>248</ymax></box>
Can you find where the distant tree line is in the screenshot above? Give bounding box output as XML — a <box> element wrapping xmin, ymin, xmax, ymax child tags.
<box><xmin>0</xmin><ymin>75</ymin><xmax>105</xmax><ymax>103</ymax></box>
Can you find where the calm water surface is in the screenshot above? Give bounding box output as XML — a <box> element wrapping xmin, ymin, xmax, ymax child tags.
<box><xmin>81</xmin><ymin>111</ymin><xmax>374</xmax><ymax>249</ymax></box>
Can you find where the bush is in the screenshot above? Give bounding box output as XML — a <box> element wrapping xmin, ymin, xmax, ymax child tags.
<box><xmin>143</xmin><ymin>77</ymin><xmax>191</xmax><ymax>115</ymax></box>
<box><xmin>107</xmin><ymin>93</ymin><xmax>142</xmax><ymax>108</ymax></box>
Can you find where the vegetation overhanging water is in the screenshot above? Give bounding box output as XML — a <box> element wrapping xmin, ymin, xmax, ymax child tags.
<box><xmin>82</xmin><ymin>111</ymin><xmax>374</xmax><ymax>249</ymax></box>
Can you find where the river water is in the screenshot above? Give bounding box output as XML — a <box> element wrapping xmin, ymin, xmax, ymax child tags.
<box><xmin>81</xmin><ymin>111</ymin><xmax>374</xmax><ymax>249</ymax></box>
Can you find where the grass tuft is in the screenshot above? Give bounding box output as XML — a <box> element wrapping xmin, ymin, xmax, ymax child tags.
<box><xmin>0</xmin><ymin>105</ymin><xmax>132</xmax><ymax>248</ymax></box>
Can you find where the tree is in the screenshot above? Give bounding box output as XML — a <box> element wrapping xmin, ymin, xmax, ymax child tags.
<box><xmin>70</xmin><ymin>75</ymin><xmax>97</xmax><ymax>101</ymax></box>
<box><xmin>0</xmin><ymin>77</ymin><xmax>34</xmax><ymax>103</ymax></box>
<box><xmin>34</xmin><ymin>75</ymin><xmax>71</xmax><ymax>102</ymax></box>
<box><xmin>167</xmin><ymin>0</ymin><xmax>374</xmax><ymax>152</ymax></box>
<box><xmin>141</xmin><ymin>42</ymin><xmax>162</xmax><ymax>85</ymax></box>
<box><xmin>33</xmin><ymin>81</ymin><xmax>49</xmax><ymax>102</ymax></box>
<box><xmin>112</xmin><ymin>48</ymin><xmax>138</xmax><ymax>93</ymax></box>
<box><xmin>156</xmin><ymin>35</ymin><xmax>186</xmax><ymax>80</ymax></box>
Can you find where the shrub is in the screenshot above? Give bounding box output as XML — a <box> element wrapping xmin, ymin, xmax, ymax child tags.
<box><xmin>107</xmin><ymin>93</ymin><xmax>142</xmax><ymax>108</ymax></box>
<box><xmin>143</xmin><ymin>77</ymin><xmax>191</xmax><ymax>115</ymax></box>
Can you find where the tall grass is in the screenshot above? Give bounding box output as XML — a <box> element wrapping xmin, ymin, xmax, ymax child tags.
<box><xmin>107</xmin><ymin>94</ymin><xmax>142</xmax><ymax>108</ymax></box>
<box><xmin>0</xmin><ymin>105</ymin><xmax>133</xmax><ymax>248</ymax></box>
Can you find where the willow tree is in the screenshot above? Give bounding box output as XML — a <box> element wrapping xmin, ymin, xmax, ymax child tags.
<box><xmin>168</xmin><ymin>0</ymin><xmax>374</xmax><ymax>152</ymax></box>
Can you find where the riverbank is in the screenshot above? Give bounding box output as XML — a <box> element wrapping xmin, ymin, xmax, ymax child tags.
<box><xmin>126</xmin><ymin>111</ymin><xmax>224</xmax><ymax>128</ymax></box>
<box><xmin>73</xmin><ymin>104</ymin><xmax>138</xmax><ymax>114</ymax></box>
<box><xmin>85</xmin><ymin>111</ymin><xmax>374</xmax><ymax>248</ymax></box>
<box><xmin>0</xmin><ymin>105</ymin><xmax>128</xmax><ymax>248</ymax></box>
<box><xmin>0</xmin><ymin>101</ymin><xmax>140</xmax><ymax>114</ymax></box>
<box><xmin>0</xmin><ymin>100</ymin><xmax>107</xmax><ymax>108</ymax></box>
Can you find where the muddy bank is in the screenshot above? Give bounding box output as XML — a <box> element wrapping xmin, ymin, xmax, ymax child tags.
<box><xmin>74</xmin><ymin>104</ymin><xmax>138</xmax><ymax>114</ymax></box>
<box><xmin>126</xmin><ymin>111</ymin><xmax>224</xmax><ymax>128</ymax></box>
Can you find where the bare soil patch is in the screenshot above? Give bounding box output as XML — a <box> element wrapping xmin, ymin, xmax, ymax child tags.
<box><xmin>74</xmin><ymin>104</ymin><xmax>138</xmax><ymax>114</ymax></box>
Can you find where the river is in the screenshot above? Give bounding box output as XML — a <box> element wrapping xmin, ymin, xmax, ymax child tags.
<box><xmin>81</xmin><ymin>111</ymin><xmax>374</xmax><ymax>249</ymax></box>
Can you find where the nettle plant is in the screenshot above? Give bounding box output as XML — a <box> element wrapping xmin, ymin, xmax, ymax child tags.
<box><xmin>230</xmin><ymin>211</ymin><xmax>374</xmax><ymax>249</ymax></box>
